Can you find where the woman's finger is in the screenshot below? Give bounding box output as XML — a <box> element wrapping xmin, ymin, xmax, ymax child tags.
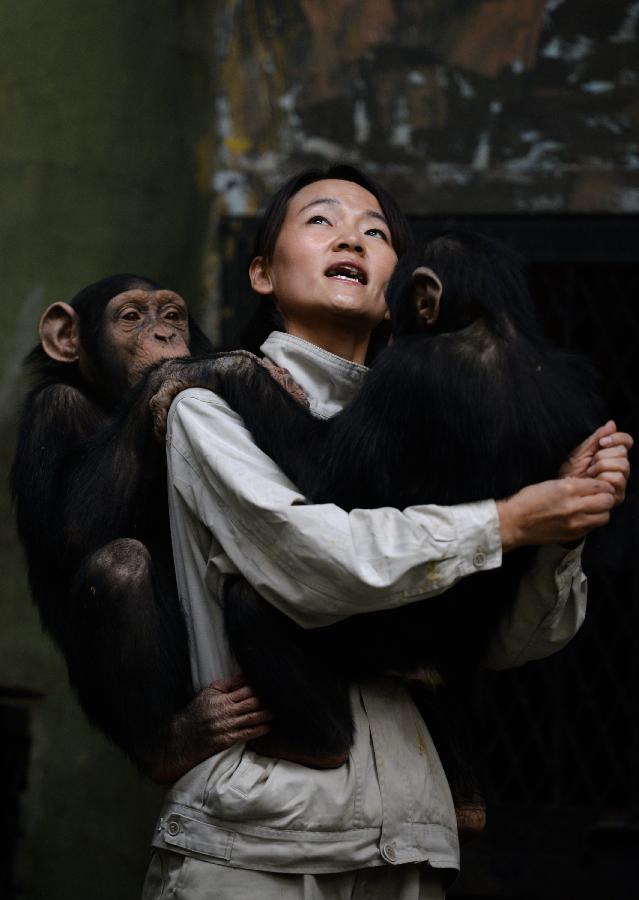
<box><xmin>599</xmin><ymin>430</ymin><xmax>633</xmax><ymax>449</ymax></box>
<box><xmin>586</xmin><ymin>457</ymin><xmax>630</xmax><ymax>477</ymax></box>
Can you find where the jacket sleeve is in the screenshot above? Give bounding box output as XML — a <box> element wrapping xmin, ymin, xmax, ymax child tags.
<box><xmin>167</xmin><ymin>389</ymin><xmax>503</xmax><ymax>627</ymax></box>
<box><xmin>483</xmin><ymin>543</ymin><xmax>587</xmax><ymax>669</ymax></box>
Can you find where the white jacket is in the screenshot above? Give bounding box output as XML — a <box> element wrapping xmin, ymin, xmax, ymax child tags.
<box><xmin>150</xmin><ymin>331</ymin><xmax>586</xmax><ymax>876</ymax></box>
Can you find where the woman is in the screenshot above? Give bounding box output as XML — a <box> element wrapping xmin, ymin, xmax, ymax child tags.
<box><xmin>143</xmin><ymin>166</ymin><xmax>630</xmax><ymax>899</ymax></box>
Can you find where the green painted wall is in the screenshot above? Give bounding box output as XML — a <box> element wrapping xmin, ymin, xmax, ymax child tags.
<box><xmin>0</xmin><ymin>3</ymin><xmax>213</xmax><ymax>898</ymax></box>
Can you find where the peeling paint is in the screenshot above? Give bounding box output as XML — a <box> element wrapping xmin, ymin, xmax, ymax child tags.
<box><xmin>544</xmin><ymin>0</ymin><xmax>567</xmax><ymax>20</ymax></box>
<box><xmin>610</xmin><ymin>0</ymin><xmax>639</xmax><ymax>43</ymax></box>
<box><xmin>504</xmin><ymin>141</ymin><xmax>565</xmax><ymax>173</ymax></box>
<box><xmin>453</xmin><ymin>72</ymin><xmax>475</xmax><ymax>99</ymax></box>
<box><xmin>390</xmin><ymin>95</ymin><xmax>412</xmax><ymax>149</ymax></box>
<box><xmin>583</xmin><ymin>114</ymin><xmax>627</xmax><ymax>135</ymax></box>
<box><xmin>353</xmin><ymin>99</ymin><xmax>370</xmax><ymax>144</ymax></box>
<box><xmin>448</xmin><ymin>0</ymin><xmax>547</xmax><ymax>77</ymax></box>
<box><xmin>213</xmin><ymin>169</ymin><xmax>250</xmax><ymax>215</ymax></box>
<box><xmin>616</xmin><ymin>186</ymin><xmax>639</xmax><ymax>210</ymax></box>
<box><xmin>542</xmin><ymin>34</ymin><xmax>593</xmax><ymax>61</ymax></box>
<box><xmin>300</xmin><ymin>135</ymin><xmax>345</xmax><ymax>160</ymax></box>
<box><xmin>472</xmin><ymin>132</ymin><xmax>492</xmax><ymax>171</ymax></box>
<box><xmin>581</xmin><ymin>81</ymin><xmax>615</xmax><ymax>94</ymax></box>
<box><xmin>212</xmin><ymin>0</ymin><xmax>639</xmax><ymax>219</ymax></box>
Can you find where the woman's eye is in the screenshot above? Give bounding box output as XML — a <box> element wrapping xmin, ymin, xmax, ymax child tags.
<box><xmin>366</xmin><ymin>227</ymin><xmax>389</xmax><ymax>242</ymax></box>
<box><xmin>307</xmin><ymin>215</ymin><xmax>329</xmax><ymax>225</ymax></box>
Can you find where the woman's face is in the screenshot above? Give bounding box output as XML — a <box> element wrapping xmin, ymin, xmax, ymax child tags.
<box><xmin>251</xmin><ymin>179</ymin><xmax>398</xmax><ymax>339</ymax></box>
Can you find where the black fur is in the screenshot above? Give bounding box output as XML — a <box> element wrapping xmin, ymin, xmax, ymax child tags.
<box><xmin>10</xmin><ymin>275</ymin><xmax>216</xmax><ymax>761</ymax></box>
<box><xmin>212</xmin><ymin>232</ymin><xmax>604</xmax><ymax>757</ymax></box>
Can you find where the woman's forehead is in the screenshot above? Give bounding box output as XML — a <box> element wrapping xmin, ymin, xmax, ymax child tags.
<box><xmin>288</xmin><ymin>179</ymin><xmax>383</xmax><ymax>217</ymax></box>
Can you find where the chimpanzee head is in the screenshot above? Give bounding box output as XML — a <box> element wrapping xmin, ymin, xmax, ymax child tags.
<box><xmin>35</xmin><ymin>274</ymin><xmax>212</xmax><ymax>407</ymax></box>
<box><xmin>386</xmin><ymin>230</ymin><xmax>540</xmax><ymax>342</ymax></box>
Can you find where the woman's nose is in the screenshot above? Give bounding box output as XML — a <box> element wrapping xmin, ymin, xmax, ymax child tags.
<box><xmin>335</xmin><ymin>237</ymin><xmax>364</xmax><ymax>254</ymax></box>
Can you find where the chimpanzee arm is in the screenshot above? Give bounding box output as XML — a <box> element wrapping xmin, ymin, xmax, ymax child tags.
<box><xmin>11</xmin><ymin>377</ymin><xmax>189</xmax><ymax>762</ymax></box>
<box><xmin>11</xmin><ymin>368</ymin><xmax>220</xmax><ymax>767</ymax></box>
<box><xmin>12</xmin><ymin>382</ymin><xmax>109</xmax><ymax>564</ymax></box>
<box><xmin>148</xmin><ymin>352</ymin><xmax>323</xmax><ymax>493</ymax></box>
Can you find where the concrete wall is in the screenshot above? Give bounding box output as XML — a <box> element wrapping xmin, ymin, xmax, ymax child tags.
<box><xmin>0</xmin><ymin>3</ymin><xmax>213</xmax><ymax>899</ymax></box>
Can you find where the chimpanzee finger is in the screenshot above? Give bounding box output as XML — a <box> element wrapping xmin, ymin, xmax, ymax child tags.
<box><xmin>234</xmin><ymin>708</ymin><xmax>273</xmax><ymax>727</ymax></box>
<box><xmin>232</xmin><ymin>695</ymin><xmax>271</xmax><ymax>716</ymax></box>
<box><xmin>229</xmin><ymin>723</ymin><xmax>272</xmax><ymax>743</ymax></box>
<box><xmin>226</xmin><ymin>685</ymin><xmax>254</xmax><ymax>703</ymax></box>
<box><xmin>208</xmin><ymin>674</ymin><xmax>250</xmax><ymax>694</ymax></box>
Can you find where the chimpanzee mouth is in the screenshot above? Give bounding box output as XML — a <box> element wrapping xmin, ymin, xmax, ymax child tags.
<box><xmin>325</xmin><ymin>264</ymin><xmax>368</xmax><ymax>285</ymax></box>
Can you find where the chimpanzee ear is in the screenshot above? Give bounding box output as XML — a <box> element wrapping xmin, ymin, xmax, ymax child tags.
<box><xmin>39</xmin><ymin>302</ymin><xmax>81</xmax><ymax>363</ymax></box>
<box><xmin>412</xmin><ymin>266</ymin><xmax>442</xmax><ymax>327</ymax></box>
<box><xmin>249</xmin><ymin>256</ymin><xmax>274</xmax><ymax>296</ymax></box>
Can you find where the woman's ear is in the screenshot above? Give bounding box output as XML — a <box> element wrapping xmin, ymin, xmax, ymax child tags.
<box><xmin>412</xmin><ymin>266</ymin><xmax>442</xmax><ymax>326</ymax></box>
<box><xmin>249</xmin><ymin>257</ymin><xmax>274</xmax><ymax>296</ymax></box>
<box><xmin>39</xmin><ymin>302</ymin><xmax>81</xmax><ymax>362</ymax></box>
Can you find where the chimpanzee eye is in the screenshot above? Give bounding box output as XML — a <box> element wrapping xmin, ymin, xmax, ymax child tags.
<box><xmin>121</xmin><ymin>310</ymin><xmax>140</xmax><ymax>321</ymax></box>
<box><xmin>163</xmin><ymin>307</ymin><xmax>186</xmax><ymax>322</ymax></box>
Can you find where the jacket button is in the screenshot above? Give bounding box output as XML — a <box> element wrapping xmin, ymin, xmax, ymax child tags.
<box><xmin>383</xmin><ymin>843</ymin><xmax>396</xmax><ymax>862</ymax></box>
<box><xmin>473</xmin><ymin>550</ymin><xmax>487</xmax><ymax>568</ymax></box>
<box><xmin>167</xmin><ymin>821</ymin><xmax>180</xmax><ymax>836</ymax></box>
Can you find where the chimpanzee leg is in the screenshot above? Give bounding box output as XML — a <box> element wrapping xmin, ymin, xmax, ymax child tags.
<box><xmin>223</xmin><ymin>576</ymin><xmax>353</xmax><ymax>757</ymax></box>
<box><xmin>63</xmin><ymin>539</ymin><xmax>192</xmax><ymax>762</ymax></box>
<box><xmin>406</xmin><ymin>678</ymin><xmax>486</xmax><ymax>840</ymax></box>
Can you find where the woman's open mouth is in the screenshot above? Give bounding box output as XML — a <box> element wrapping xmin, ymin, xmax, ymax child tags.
<box><xmin>325</xmin><ymin>263</ymin><xmax>368</xmax><ymax>285</ymax></box>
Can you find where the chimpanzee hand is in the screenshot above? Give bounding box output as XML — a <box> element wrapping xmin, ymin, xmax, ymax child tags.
<box><xmin>496</xmin><ymin>477</ymin><xmax>616</xmax><ymax>552</ymax></box>
<box><xmin>144</xmin><ymin>675</ymin><xmax>272</xmax><ymax>785</ymax></box>
<box><xmin>148</xmin><ymin>351</ymin><xmax>259</xmax><ymax>441</ymax></box>
<box><xmin>559</xmin><ymin>419</ymin><xmax>633</xmax><ymax>507</ymax></box>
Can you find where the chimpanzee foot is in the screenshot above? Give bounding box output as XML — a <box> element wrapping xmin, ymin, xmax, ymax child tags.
<box><xmin>455</xmin><ymin>802</ymin><xmax>486</xmax><ymax>844</ymax></box>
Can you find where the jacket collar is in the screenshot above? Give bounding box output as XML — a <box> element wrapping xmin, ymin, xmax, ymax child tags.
<box><xmin>260</xmin><ymin>331</ymin><xmax>368</xmax><ymax>419</ymax></box>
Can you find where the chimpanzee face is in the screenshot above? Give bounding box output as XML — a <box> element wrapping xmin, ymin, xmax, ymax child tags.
<box><xmin>99</xmin><ymin>289</ymin><xmax>191</xmax><ymax>386</ymax></box>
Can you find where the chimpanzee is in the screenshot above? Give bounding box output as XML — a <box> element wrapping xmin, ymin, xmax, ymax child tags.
<box><xmin>10</xmin><ymin>274</ymin><xmax>220</xmax><ymax>764</ymax></box>
<box><xmin>165</xmin><ymin>231</ymin><xmax>605</xmax><ymax>761</ymax></box>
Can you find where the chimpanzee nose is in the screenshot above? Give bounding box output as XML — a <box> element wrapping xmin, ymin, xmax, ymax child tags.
<box><xmin>153</xmin><ymin>327</ymin><xmax>176</xmax><ymax>343</ymax></box>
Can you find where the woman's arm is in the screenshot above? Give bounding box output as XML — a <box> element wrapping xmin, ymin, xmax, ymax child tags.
<box><xmin>485</xmin><ymin>422</ymin><xmax>632</xmax><ymax>668</ymax></box>
<box><xmin>167</xmin><ymin>389</ymin><xmax>614</xmax><ymax>629</ymax></box>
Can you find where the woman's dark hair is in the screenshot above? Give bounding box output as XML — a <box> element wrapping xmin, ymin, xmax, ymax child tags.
<box><xmin>242</xmin><ymin>165</ymin><xmax>411</xmax><ymax>356</ymax></box>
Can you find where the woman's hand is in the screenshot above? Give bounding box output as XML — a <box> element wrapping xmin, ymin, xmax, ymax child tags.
<box><xmin>496</xmin><ymin>477</ymin><xmax>616</xmax><ymax>552</ymax></box>
<box><xmin>144</xmin><ymin>675</ymin><xmax>272</xmax><ymax>784</ymax></box>
<box><xmin>559</xmin><ymin>420</ymin><xmax>633</xmax><ymax>506</ymax></box>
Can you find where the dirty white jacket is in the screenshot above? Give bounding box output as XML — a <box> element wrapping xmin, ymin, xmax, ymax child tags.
<box><xmin>150</xmin><ymin>331</ymin><xmax>586</xmax><ymax>876</ymax></box>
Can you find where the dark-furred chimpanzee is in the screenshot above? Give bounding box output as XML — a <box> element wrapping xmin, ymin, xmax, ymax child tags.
<box><xmin>157</xmin><ymin>231</ymin><xmax>605</xmax><ymax>764</ymax></box>
<box><xmin>10</xmin><ymin>274</ymin><xmax>253</xmax><ymax>770</ymax></box>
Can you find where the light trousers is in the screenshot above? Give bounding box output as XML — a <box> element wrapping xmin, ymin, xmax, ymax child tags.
<box><xmin>142</xmin><ymin>850</ymin><xmax>446</xmax><ymax>900</ymax></box>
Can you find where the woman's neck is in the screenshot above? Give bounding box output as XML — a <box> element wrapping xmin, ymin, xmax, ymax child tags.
<box><xmin>283</xmin><ymin>321</ymin><xmax>370</xmax><ymax>365</ymax></box>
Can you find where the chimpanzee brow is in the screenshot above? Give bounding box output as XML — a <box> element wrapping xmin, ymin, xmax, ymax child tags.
<box><xmin>111</xmin><ymin>289</ymin><xmax>186</xmax><ymax>307</ymax></box>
